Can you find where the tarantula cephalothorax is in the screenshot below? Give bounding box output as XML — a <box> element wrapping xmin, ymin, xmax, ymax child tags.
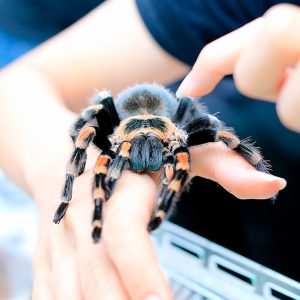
<box><xmin>53</xmin><ymin>83</ymin><xmax>272</xmax><ymax>242</ymax></box>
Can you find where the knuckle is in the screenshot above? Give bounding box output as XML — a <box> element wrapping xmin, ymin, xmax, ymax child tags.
<box><xmin>234</xmin><ymin>70</ymin><xmax>253</xmax><ymax>96</ymax></box>
<box><xmin>82</xmin><ymin>259</ymin><xmax>102</xmax><ymax>288</ymax></box>
<box><xmin>264</xmin><ymin>4</ymin><xmax>300</xmax><ymax>51</ymax></box>
<box><xmin>265</xmin><ymin>3</ymin><xmax>297</xmax><ymax>21</ymax></box>
<box><xmin>199</xmin><ymin>44</ymin><xmax>212</xmax><ymax>61</ymax></box>
<box><xmin>276</xmin><ymin>103</ymin><xmax>300</xmax><ymax>132</ymax></box>
<box><xmin>233</xmin><ymin>71</ymin><xmax>256</xmax><ymax>97</ymax></box>
<box><xmin>195</xmin><ymin>45</ymin><xmax>222</xmax><ymax>76</ymax></box>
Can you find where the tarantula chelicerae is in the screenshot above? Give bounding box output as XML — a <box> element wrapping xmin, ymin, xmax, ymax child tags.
<box><xmin>53</xmin><ymin>83</ymin><xmax>272</xmax><ymax>242</ymax></box>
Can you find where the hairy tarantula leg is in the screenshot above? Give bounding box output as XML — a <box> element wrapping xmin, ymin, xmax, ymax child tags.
<box><xmin>172</xmin><ymin>97</ymin><xmax>194</xmax><ymax>124</ymax></box>
<box><xmin>148</xmin><ymin>147</ymin><xmax>190</xmax><ymax>231</ymax></box>
<box><xmin>91</xmin><ymin>150</ymin><xmax>114</xmax><ymax>242</ymax></box>
<box><xmin>186</xmin><ymin>117</ymin><xmax>277</xmax><ymax>202</ymax></box>
<box><xmin>53</xmin><ymin>127</ymin><xmax>96</xmax><ymax>224</ymax></box>
<box><xmin>69</xmin><ymin>91</ymin><xmax>120</xmax><ymax>143</ymax></box>
<box><xmin>173</xmin><ymin>97</ymin><xmax>223</xmax><ymax>129</ymax></box>
<box><xmin>185</xmin><ymin>116</ymin><xmax>271</xmax><ymax>174</ymax></box>
<box><xmin>216</xmin><ymin>131</ymin><xmax>276</xmax><ymax>202</ymax></box>
<box><xmin>156</xmin><ymin>153</ymin><xmax>175</xmax><ymax>204</ymax></box>
<box><xmin>148</xmin><ymin>154</ymin><xmax>175</xmax><ymax>231</ymax></box>
<box><xmin>216</xmin><ymin>131</ymin><xmax>271</xmax><ymax>172</ymax></box>
<box><xmin>105</xmin><ymin>142</ymin><xmax>132</xmax><ymax>199</ymax></box>
<box><xmin>69</xmin><ymin>104</ymin><xmax>104</xmax><ymax>142</ymax></box>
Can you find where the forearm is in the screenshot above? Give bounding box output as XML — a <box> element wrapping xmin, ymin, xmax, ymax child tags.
<box><xmin>0</xmin><ymin>64</ymin><xmax>74</xmax><ymax>195</ymax></box>
<box><xmin>24</xmin><ymin>0</ymin><xmax>188</xmax><ymax>111</ymax></box>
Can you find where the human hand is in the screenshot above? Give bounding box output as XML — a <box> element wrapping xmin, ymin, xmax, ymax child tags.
<box><xmin>176</xmin><ymin>4</ymin><xmax>300</xmax><ymax>133</ymax></box>
<box><xmin>32</xmin><ymin>171</ymin><xmax>173</xmax><ymax>300</ymax></box>
<box><xmin>31</xmin><ymin>141</ymin><xmax>285</xmax><ymax>300</ymax></box>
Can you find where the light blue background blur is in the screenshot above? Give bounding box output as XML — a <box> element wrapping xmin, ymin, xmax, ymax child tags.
<box><xmin>0</xmin><ymin>28</ymin><xmax>39</xmax><ymax>300</ymax></box>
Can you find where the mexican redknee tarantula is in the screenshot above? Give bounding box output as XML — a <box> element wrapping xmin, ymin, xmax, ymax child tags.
<box><xmin>53</xmin><ymin>83</ymin><xmax>273</xmax><ymax>242</ymax></box>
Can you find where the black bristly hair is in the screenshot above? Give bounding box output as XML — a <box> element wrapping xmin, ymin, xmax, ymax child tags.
<box><xmin>116</xmin><ymin>83</ymin><xmax>178</xmax><ymax>119</ymax></box>
<box><xmin>124</xmin><ymin>118</ymin><xmax>168</xmax><ymax>134</ymax></box>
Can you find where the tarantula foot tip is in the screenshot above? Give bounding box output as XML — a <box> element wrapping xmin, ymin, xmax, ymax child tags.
<box><xmin>53</xmin><ymin>202</ymin><xmax>69</xmax><ymax>224</ymax></box>
<box><xmin>148</xmin><ymin>217</ymin><xmax>163</xmax><ymax>232</ymax></box>
<box><xmin>92</xmin><ymin>227</ymin><xmax>102</xmax><ymax>243</ymax></box>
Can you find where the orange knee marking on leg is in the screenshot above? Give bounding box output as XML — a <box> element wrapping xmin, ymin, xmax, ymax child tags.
<box><xmin>78</xmin><ymin>127</ymin><xmax>96</xmax><ymax>141</ymax></box>
<box><xmin>175</xmin><ymin>153</ymin><xmax>190</xmax><ymax>171</ymax></box>
<box><xmin>218</xmin><ymin>131</ymin><xmax>236</xmax><ymax>139</ymax></box>
<box><xmin>96</xmin><ymin>156</ymin><xmax>110</xmax><ymax>166</ymax></box>
<box><xmin>122</xmin><ymin>142</ymin><xmax>131</xmax><ymax>152</ymax></box>
<box><xmin>76</xmin><ymin>127</ymin><xmax>96</xmax><ymax>148</ymax></box>
<box><xmin>119</xmin><ymin>142</ymin><xmax>131</xmax><ymax>158</ymax></box>
<box><xmin>95</xmin><ymin>165</ymin><xmax>108</xmax><ymax>175</ymax></box>
<box><xmin>218</xmin><ymin>131</ymin><xmax>240</xmax><ymax>149</ymax></box>
<box><xmin>176</xmin><ymin>152</ymin><xmax>189</xmax><ymax>164</ymax></box>
<box><xmin>95</xmin><ymin>155</ymin><xmax>110</xmax><ymax>174</ymax></box>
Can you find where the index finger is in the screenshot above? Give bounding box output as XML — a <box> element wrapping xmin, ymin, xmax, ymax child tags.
<box><xmin>176</xmin><ymin>18</ymin><xmax>263</xmax><ymax>98</ymax></box>
<box><xmin>102</xmin><ymin>171</ymin><xmax>173</xmax><ymax>300</ymax></box>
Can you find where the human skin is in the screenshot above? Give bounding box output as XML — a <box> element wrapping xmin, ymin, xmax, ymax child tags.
<box><xmin>177</xmin><ymin>4</ymin><xmax>300</xmax><ymax>133</ymax></box>
<box><xmin>0</xmin><ymin>0</ymin><xmax>286</xmax><ymax>299</ymax></box>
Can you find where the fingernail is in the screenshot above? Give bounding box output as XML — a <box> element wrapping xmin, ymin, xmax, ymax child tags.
<box><xmin>144</xmin><ymin>295</ymin><xmax>161</xmax><ymax>300</ymax></box>
<box><xmin>176</xmin><ymin>72</ymin><xmax>192</xmax><ymax>99</ymax></box>
<box><xmin>278</xmin><ymin>178</ymin><xmax>287</xmax><ymax>190</ymax></box>
<box><xmin>254</xmin><ymin>172</ymin><xmax>287</xmax><ymax>190</ymax></box>
<box><xmin>250</xmin><ymin>171</ymin><xmax>287</xmax><ymax>190</ymax></box>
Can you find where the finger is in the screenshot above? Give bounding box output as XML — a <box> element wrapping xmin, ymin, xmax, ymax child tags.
<box><xmin>67</xmin><ymin>172</ymin><xmax>130</xmax><ymax>300</ymax></box>
<box><xmin>75</xmin><ymin>225</ymin><xmax>130</xmax><ymax>299</ymax></box>
<box><xmin>32</xmin><ymin>221</ymin><xmax>53</xmax><ymax>300</ymax></box>
<box><xmin>277</xmin><ymin>61</ymin><xmax>300</xmax><ymax>132</ymax></box>
<box><xmin>190</xmin><ymin>142</ymin><xmax>286</xmax><ymax>199</ymax></box>
<box><xmin>176</xmin><ymin>18</ymin><xmax>263</xmax><ymax>98</ymax></box>
<box><xmin>50</xmin><ymin>225</ymin><xmax>83</xmax><ymax>300</ymax></box>
<box><xmin>78</xmin><ymin>246</ymin><xmax>129</xmax><ymax>300</ymax></box>
<box><xmin>103</xmin><ymin>171</ymin><xmax>173</xmax><ymax>300</ymax></box>
<box><xmin>234</xmin><ymin>4</ymin><xmax>300</xmax><ymax>101</ymax></box>
<box><xmin>76</xmin><ymin>244</ymin><xmax>130</xmax><ymax>300</ymax></box>
<box><xmin>32</xmin><ymin>270</ymin><xmax>52</xmax><ymax>300</ymax></box>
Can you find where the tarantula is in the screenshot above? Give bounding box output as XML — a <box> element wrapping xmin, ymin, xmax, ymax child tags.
<box><xmin>53</xmin><ymin>83</ymin><xmax>272</xmax><ymax>242</ymax></box>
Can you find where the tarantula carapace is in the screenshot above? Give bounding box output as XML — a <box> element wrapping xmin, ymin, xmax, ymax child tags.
<box><xmin>53</xmin><ymin>84</ymin><xmax>272</xmax><ymax>242</ymax></box>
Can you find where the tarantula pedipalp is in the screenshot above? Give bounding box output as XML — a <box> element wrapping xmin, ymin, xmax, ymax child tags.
<box><xmin>53</xmin><ymin>83</ymin><xmax>272</xmax><ymax>242</ymax></box>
